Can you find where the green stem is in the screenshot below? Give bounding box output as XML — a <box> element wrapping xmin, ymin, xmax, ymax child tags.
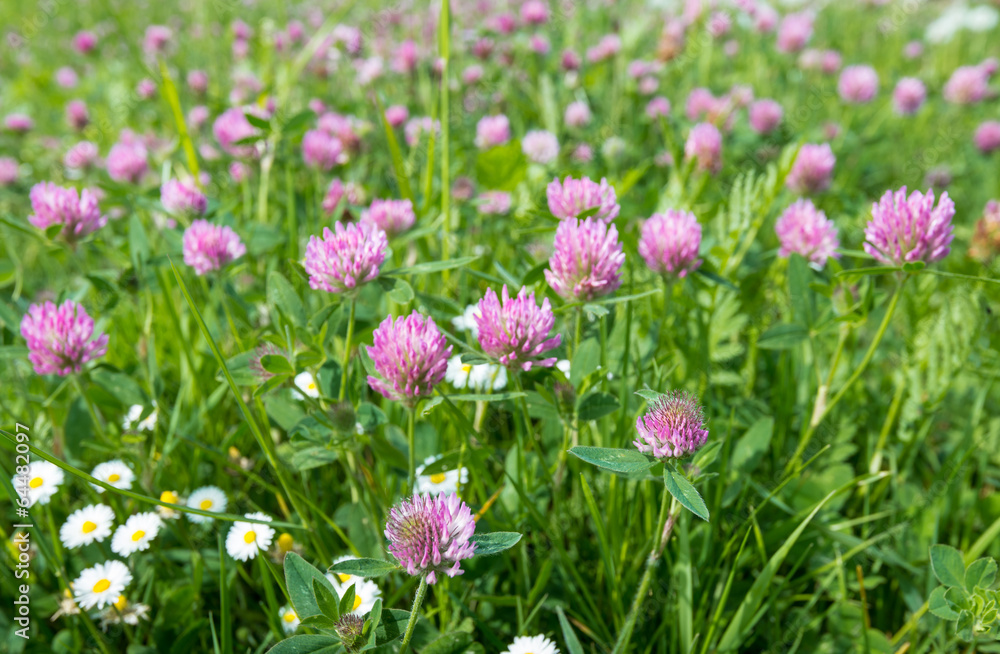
<box><xmin>338</xmin><ymin>298</ymin><xmax>356</xmax><ymax>402</ymax></box>
<box><xmin>611</xmin><ymin>485</ymin><xmax>672</xmax><ymax>654</ymax></box>
<box><xmin>407</xmin><ymin>407</ymin><xmax>417</xmax><ymax>493</ymax></box>
<box><xmin>785</xmin><ymin>277</ymin><xmax>907</xmax><ymax>474</ymax></box>
<box><xmin>511</xmin><ymin>374</ymin><xmax>531</xmax><ymax>492</ymax></box>
<box><xmin>72</xmin><ymin>375</ymin><xmax>105</xmax><ymax>441</ymax></box>
<box><xmin>399</xmin><ymin>577</ymin><xmax>429</xmax><ymax>654</ymax></box>
<box><xmin>572</xmin><ymin>307</ymin><xmax>583</xmax><ymax>360</ymax></box>
<box><xmin>439</xmin><ymin>0</ymin><xmax>451</xmax><ymax>280</ymax></box>
<box><xmin>216</xmin><ymin>279</ymin><xmax>245</xmax><ymax>353</ymax></box>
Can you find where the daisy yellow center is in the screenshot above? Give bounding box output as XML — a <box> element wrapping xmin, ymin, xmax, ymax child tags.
<box><xmin>82</xmin><ymin>521</ymin><xmax>97</xmax><ymax>534</ymax></box>
<box><xmin>277</xmin><ymin>533</ymin><xmax>294</xmax><ymax>552</ymax></box>
<box><xmin>93</xmin><ymin>579</ymin><xmax>111</xmax><ymax>593</ymax></box>
<box><xmin>353</xmin><ymin>595</ymin><xmax>362</xmax><ymax>611</ymax></box>
<box><xmin>283</xmin><ymin>611</ymin><xmax>297</xmax><ymax>623</ymax></box>
<box><xmin>430</xmin><ymin>473</ymin><xmax>447</xmax><ymax>484</ymax></box>
<box><xmin>308</xmin><ymin>382</ymin><xmax>316</xmax><ymax>390</ymax></box>
<box><xmin>244</xmin><ymin>530</ymin><xmax>257</xmax><ymax>544</ymax></box>
<box><xmin>337</xmin><ymin>573</ymin><xmax>351</xmax><ymax>583</ymax></box>
<box><xmin>160</xmin><ymin>491</ymin><xmax>178</xmax><ymax>504</ymax></box>
<box><xmin>108</xmin><ymin>473</ymin><xmax>121</xmax><ymax>482</ymax></box>
<box><xmin>131</xmin><ymin>530</ymin><xmax>146</xmax><ymax>542</ymax></box>
<box><xmin>199</xmin><ymin>499</ymin><xmax>213</xmax><ymax>510</ymax></box>
<box><xmin>461</xmin><ymin>364</ymin><xmax>472</xmax><ymax>373</ymax></box>
<box><xmin>114</xmin><ymin>595</ymin><xmax>127</xmax><ymax>610</ymax></box>
<box><xmin>29</xmin><ymin>477</ymin><xmax>43</xmax><ymax>489</ymax></box>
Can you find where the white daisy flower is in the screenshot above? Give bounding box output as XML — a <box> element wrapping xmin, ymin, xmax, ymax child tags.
<box><xmin>415</xmin><ymin>455</ymin><xmax>469</xmax><ymax>496</ymax></box>
<box><xmin>111</xmin><ymin>512</ymin><xmax>163</xmax><ymax>556</ymax></box>
<box><xmin>90</xmin><ymin>460</ymin><xmax>135</xmax><ymax>494</ymax></box>
<box><xmin>122</xmin><ymin>403</ymin><xmax>158</xmax><ymax>432</ymax></box>
<box><xmin>99</xmin><ymin>595</ymin><xmax>150</xmax><ymax>628</ymax></box>
<box><xmin>13</xmin><ymin>460</ymin><xmax>64</xmax><ymax>507</ymax></box>
<box><xmin>445</xmin><ymin>355</ymin><xmax>474</xmax><ymax>389</ymax></box>
<box><xmin>59</xmin><ymin>504</ymin><xmax>115</xmax><ymax>549</ymax></box>
<box><xmin>451</xmin><ymin>304</ymin><xmax>481</xmax><ymax>337</ymax></box>
<box><xmin>292</xmin><ymin>371</ymin><xmax>321</xmax><ymax>399</ymax></box>
<box><xmin>278</xmin><ymin>605</ymin><xmax>300</xmax><ymax>634</ymax></box>
<box><xmin>225</xmin><ymin>512</ymin><xmax>275</xmax><ymax>561</ymax></box>
<box><xmin>333</xmin><ymin>577</ymin><xmax>382</xmax><ymax>616</ymax></box>
<box><xmin>556</xmin><ymin>359</ymin><xmax>571</xmax><ymax>376</ymax></box>
<box><xmin>469</xmin><ymin>363</ymin><xmax>507</xmax><ymax>391</ymax></box>
<box><xmin>156</xmin><ymin>490</ymin><xmax>182</xmax><ymax>520</ymax></box>
<box><xmin>186</xmin><ymin>486</ymin><xmax>228</xmax><ymax>524</ymax></box>
<box><xmin>502</xmin><ymin>635</ymin><xmax>560</xmax><ymax>654</ymax></box>
<box><xmin>72</xmin><ymin>560</ymin><xmax>133</xmax><ymax>610</ymax></box>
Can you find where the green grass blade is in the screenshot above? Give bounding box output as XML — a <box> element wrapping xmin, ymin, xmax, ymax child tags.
<box><xmin>374</xmin><ymin>93</ymin><xmax>413</xmax><ymax>202</ymax></box>
<box><xmin>158</xmin><ymin>60</ymin><xmax>200</xmax><ymax>183</ymax></box>
<box><xmin>717</xmin><ymin>491</ymin><xmax>836</xmax><ymax>650</ymax></box>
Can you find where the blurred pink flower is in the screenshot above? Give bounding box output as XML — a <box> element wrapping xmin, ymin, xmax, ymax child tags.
<box><xmin>213</xmin><ymin>107</ymin><xmax>262</xmax><ymax>158</ymax></box>
<box><xmin>161</xmin><ymin>179</ymin><xmax>207</xmax><ymax>216</ymax></box>
<box><xmin>21</xmin><ymin>300</ymin><xmax>108</xmax><ymax>376</ymax></box>
<box><xmin>188</xmin><ymin>105</ymin><xmax>210</xmax><ymax>130</ymax></box>
<box><xmin>888</xmin><ymin>78</ymin><xmax>924</xmax><ymax>116</ymax></box>
<box><xmin>136</xmin><ymin>79</ymin><xmax>156</xmax><ymax>99</ymax></box>
<box><xmin>775</xmin><ymin>199</ymin><xmax>840</xmax><ymax>267</ymax></box>
<box><xmin>5</xmin><ymin>114</ymin><xmax>33</xmax><ymax>132</ymax></box>
<box><xmin>522</xmin><ymin>130</ymin><xmax>559</xmax><ymax>164</ymax></box>
<box><xmin>708</xmin><ymin>11</ymin><xmax>731</xmax><ymax>38</ymax></box>
<box><xmin>638</xmin><ymin>210</ymin><xmax>703</xmax><ymax>278</ymax></box>
<box><xmin>646</xmin><ymin>96</ymin><xmax>671</xmax><ymax>119</ymax></box>
<box><xmin>943</xmin><ymin>66</ymin><xmax>989</xmax><ymax>104</ymax></box>
<box><xmin>684</xmin><ymin>123</ymin><xmax>723</xmax><ymax>174</ymax></box>
<box><xmin>302</xmin><ymin>129</ymin><xmax>344</xmax><ymax>170</ymax></box>
<box><xmin>66</xmin><ymin>100</ymin><xmax>89</xmax><ymax>130</ymax></box>
<box><xmin>547</xmin><ymin>176</ymin><xmax>619</xmax><ymax>222</ymax></box>
<box><xmin>586</xmin><ymin>34</ymin><xmax>621</xmax><ymax>63</ymax></box>
<box><xmin>521</xmin><ymin>0</ymin><xmax>549</xmax><ymax>25</ymax></box>
<box><xmin>776</xmin><ymin>12</ymin><xmax>813</xmax><ymax>53</ymax></box>
<box><xmin>182</xmin><ymin>220</ymin><xmax>246</xmax><ymax>275</ymax></box>
<box><xmin>392</xmin><ymin>39</ymin><xmax>419</xmax><ymax>74</ymax></box>
<box><xmin>838</xmin><ymin>65</ymin><xmax>879</xmax><ymax>103</ymax></box>
<box><xmin>56</xmin><ymin>67</ymin><xmax>78</xmax><ymax>88</ymax></box>
<box><xmin>385</xmin><ymin>105</ymin><xmax>409</xmax><ymax>127</ymax></box>
<box><xmin>64</xmin><ymin>142</ymin><xmax>100</xmax><ymax>170</ymax></box>
<box><xmin>187</xmin><ymin>70</ymin><xmax>209</xmax><ymax>94</ymax></box>
<box><xmin>787</xmin><ymin>144</ymin><xmax>835</xmax><ymax>194</ymax></box>
<box><xmin>106</xmin><ymin>137</ymin><xmax>148</xmax><ymax>184</ymax></box>
<box><xmin>974</xmin><ymin>121</ymin><xmax>1000</xmax><ymax>154</ymax></box>
<box><xmin>28</xmin><ymin>182</ymin><xmax>106</xmax><ymax>241</ymax></box>
<box><xmin>143</xmin><ymin>25</ymin><xmax>173</xmax><ymax>56</ymax></box>
<box><xmin>748</xmin><ymin>99</ymin><xmax>783</xmax><ymax>134</ymax></box>
<box><xmin>362</xmin><ymin>198</ymin><xmax>415</xmax><ymax>236</ymax></box>
<box><xmin>73</xmin><ymin>31</ymin><xmax>98</xmax><ymax>54</ymax></box>
<box><xmin>565</xmin><ymin>101</ymin><xmax>592</xmax><ymax>127</ymax></box>
<box><xmin>0</xmin><ymin>157</ymin><xmax>18</xmax><ymax>185</ymax></box>
<box><xmin>478</xmin><ymin>191</ymin><xmax>512</xmax><ymax>215</ymax></box>
<box><xmin>475</xmin><ymin>115</ymin><xmax>511</xmax><ymax>149</ymax></box>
